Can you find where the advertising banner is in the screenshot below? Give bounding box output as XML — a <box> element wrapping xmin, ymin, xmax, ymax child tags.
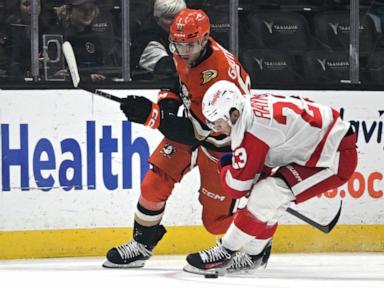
<box><xmin>0</xmin><ymin>89</ymin><xmax>383</xmax><ymax>232</ymax></box>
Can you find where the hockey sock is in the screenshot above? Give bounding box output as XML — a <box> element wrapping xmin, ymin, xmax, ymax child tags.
<box><xmin>222</xmin><ymin>223</ymin><xmax>255</xmax><ymax>251</ymax></box>
<box><xmin>134</xmin><ymin>201</ymin><xmax>165</xmax><ymax>227</ymax></box>
<box><xmin>243</xmin><ymin>237</ymin><xmax>272</xmax><ymax>255</ymax></box>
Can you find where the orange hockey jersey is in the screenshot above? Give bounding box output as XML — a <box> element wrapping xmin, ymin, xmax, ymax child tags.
<box><xmin>170</xmin><ymin>37</ymin><xmax>251</xmax><ymax>151</ymax></box>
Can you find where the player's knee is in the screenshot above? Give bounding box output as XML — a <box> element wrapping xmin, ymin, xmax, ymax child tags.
<box><xmin>202</xmin><ymin>218</ymin><xmax>226</xmax><ymax>234</ymax></box>
<box><xmin>202</xmin><ymin>214</ymin><xmax>233</xmax><ymax>235</ymax></box>
<box><xmin>247</xmin><ymin>177</ymin><xmax>294</xmax><ymax>223</ymax></box>
<box><xmin>141</xmin><ymin>168</ymin><xmax>175</xmax><ymax>203</ymax></box>
<box><xmin>233</xmin><ymin>208</ymin><xmax>278</xmax><ymax>239</ymax></box>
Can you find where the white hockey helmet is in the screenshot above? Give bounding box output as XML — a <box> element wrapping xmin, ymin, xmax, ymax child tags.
<box><xmin>202</xmin><ymin>80</ymin><xmax>245</xmax><ymax>130</ymax></box>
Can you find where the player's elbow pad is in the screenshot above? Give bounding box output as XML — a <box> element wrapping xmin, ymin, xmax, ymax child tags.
<box><xmin>220</xmin><ymin>166</ymin><xmax>249</xmax><ymax>199</ymax></box>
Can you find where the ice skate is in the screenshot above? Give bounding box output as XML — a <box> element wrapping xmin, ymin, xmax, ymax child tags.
<box><xmin>103</xmin><ymin>239</ymin><xmax>152</xmax><ymax>268</ymax></box>
<box><xmin>103</xmin><ymin>223</ymin><xmax>166</xmax><ymax>268</ymax></box>
<box><xmin>183</xmin><ymin>240</ymin><xmax>236</xmax><ymax>276</ymax></box>
<box><xmin>226</xmin><ymin>240</ymin><xmax>272</xmax><ymax>274</ymax></box>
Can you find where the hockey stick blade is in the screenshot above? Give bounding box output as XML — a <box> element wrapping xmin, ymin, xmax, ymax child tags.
<box><xmin>62</xmin><ymin>41</ymin><xmax>80</xmax><ymax>88</ymax></box>
<box><xmin>286</xmin><ymin>201</ymin><xmax>342</xmax><ymax>234</ymax></box>
<box><xmin>62</xmin><ymin>41</ymin><xmax>122</xmax><ymax>103</ymax></box>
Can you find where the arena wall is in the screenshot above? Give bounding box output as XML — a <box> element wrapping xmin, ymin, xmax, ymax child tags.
<box><xmin>0</xmin><ymin>89</ymin><xmax>383</xmax><ymax>259</ymax></box>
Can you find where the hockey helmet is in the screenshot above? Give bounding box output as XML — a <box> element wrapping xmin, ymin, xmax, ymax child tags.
<box><xmin>202</xmin><ymin>80</ymin><xmax>245</xmax><ymax>131</ymax></box>
<box><xmin>169</xmin><ymin>9</ymin><xmax>210</xmax><ymax>43</ymax></box>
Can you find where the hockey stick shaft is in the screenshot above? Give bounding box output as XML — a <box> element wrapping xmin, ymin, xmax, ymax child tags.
<box><xmin>286</xmin><ymin>201</ymin><xmax>342</xmax><ymax>234</ymax></box>
<box><xmin>62</xmin><ymin>41</ymin><xmax>123</xmax><ymax>103</ymax></box>
<box><xmin>81</xmin><ymin>86</ymin><xmax>123</xmax><ymax>103</ymax></box>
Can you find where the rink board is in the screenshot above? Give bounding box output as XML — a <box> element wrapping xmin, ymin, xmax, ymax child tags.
<box><xmin>0</xmin><ymin>89</ymin><xmax>383</xmax><ymax>259</ymax></box>
<box><xmin>0</xmin><ymin>225</ymin><xmax>383</xmax><ymax>259</ymax></box>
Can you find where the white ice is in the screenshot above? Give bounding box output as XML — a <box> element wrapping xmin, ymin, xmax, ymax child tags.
<box><xmin>0</xmin><ymin>254</ymin><xmax>383</xmax><ymax>288</ymax></box>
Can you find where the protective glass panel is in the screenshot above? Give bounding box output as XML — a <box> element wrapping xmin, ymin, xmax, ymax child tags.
<box><xmin>0</xmin><ymin>0</ymin><xmax>42</xmax><ymax>82</ymax></box>
<box><xmin>0</xmin><ymin>0</ymin><xmax>122</xmax><ymax>84</ymax></box>
<box><xmin>238</xmin><ymin>0</ymin><xmax>374</xmax><ymax>87</ymax></box>
<box><xmin>360</xmin><ymin>0</ymin><xmax>384</xmax><ymax>85</ymax></box>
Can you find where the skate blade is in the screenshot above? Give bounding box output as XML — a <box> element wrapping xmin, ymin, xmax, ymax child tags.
<box><xmin>226</xmin><ymin>267</ymin><xmax>259</xmax><ymax>275</ymax></box>
<box><xmin>183</xmin><ymin>264</ymin><xmax>225</xmax><ymax>276</ymax></box>
<box><xmin>102</xmin><ymin>260</ymin><xmax>145</xmax><ymax>269</ymax></box>
<box><xmin>226</xmin><ymin>262</ymin><xmax>267</xmax><ymax>275</ymax></box>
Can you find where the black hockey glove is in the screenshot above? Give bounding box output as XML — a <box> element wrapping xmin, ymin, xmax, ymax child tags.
<box><xmin>120</xmin><ymin>95</ymin><xmax>153</xmax><ymax>124</ymax></box>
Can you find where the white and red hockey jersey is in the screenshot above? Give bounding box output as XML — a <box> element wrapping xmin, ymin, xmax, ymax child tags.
<box><xmin>222</xmin><ymin>93</ymin><xmax>350</xmax><ymax>195</ymax></box>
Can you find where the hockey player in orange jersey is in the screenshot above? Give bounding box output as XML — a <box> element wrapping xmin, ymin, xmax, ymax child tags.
<box><xmin>103</xmin><ymin>8</ymin><xmax>255</xmax><ymax>273</ymax></box>
<box><xmin>184</xmin><ymin>80</ymin><xmax>358</xmax><ymax>276</ymax></box>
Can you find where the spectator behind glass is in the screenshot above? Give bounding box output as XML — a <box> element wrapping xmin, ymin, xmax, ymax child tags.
<box><xmin>6</xmin><ymin>0</ymin><xmax>46</xmax><ymax>80</ymax></box>
<box><xmin>131</xmin><ymin>0</ymin><xmax>186</xmax><ymax>80</ymax></box>
<box><xmin>52</xmin><ymin>0</ymin><xmax>106</xmax><ymax>81</ymax></box>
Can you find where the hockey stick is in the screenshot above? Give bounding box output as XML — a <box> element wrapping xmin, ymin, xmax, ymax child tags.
<box><xmin>62</xmin><ymin>41</ymin><xmax>123</xmax><ymax>103</ymax></box>
<box><xmin>286</xmin><ymin>201</ymin><xmax>342</xmax><ymax>233</ymax></box>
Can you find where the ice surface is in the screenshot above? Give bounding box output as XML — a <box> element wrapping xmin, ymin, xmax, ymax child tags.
<box><xmin>0</xmin><ymin>253</ymin><xmax>383</xmax><ymax>288</ymax></box>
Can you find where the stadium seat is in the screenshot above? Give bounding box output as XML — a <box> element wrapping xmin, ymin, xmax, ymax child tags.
<box><xmin>202</xmin><ymin>1</ymin><xmax>230</xmax><ymax>49</ymax></box>
<box><xmin>381</xmin><ymin>14</ymin><xmax>384</xmax><ymax>33</ymax></box>
<box><xmin>238</xmin><ymin>0</ymin><xmax>326</xmax><ymax>11</ymax></box>
<box><xmin>240</xmin><ymin>49</ymin><xmax>298</xmax><ymax>85</ymax></box>
<box><xmin>238</xmin><ymin>0</ymin><xmax>280</xmax><ymax>10</ymax></box>
<box><xmin>367</xmin><ymin>50</ymin><xmax>384</xmax><ymax>84</ymax></box>
<box><xmin>332</xmin><ymin>0</ymin><xmax>384</xmax><ymax>6</ymax></box>
<box><xmin>302</xmin><ymin>50</ymin><xmax>350</xmax><ymax>83</ymax></box>
<box><xmin>185</xmin><ymin>0</ymin><xmax>204</xmax><ymax>9</ymax></box>
<box><xmin>313</xmin><ymin>11</ymin><xmax>376</xmax><ymax>54</ymax></box>
<box><xmin>246</xmin><ymin>11</ymin><xmax>312</xmax><ymax>55</ymax></box>
<box><xmin>277</xmin><ymin>0</ymin><xmax>327</xmax><ymax>11</ymax></box>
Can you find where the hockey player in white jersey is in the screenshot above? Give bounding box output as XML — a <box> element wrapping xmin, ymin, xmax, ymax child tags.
<box><xmin>184</xmin><ymin>80</ymin><xmax>358</xmax><ymax>276</ymax></box>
